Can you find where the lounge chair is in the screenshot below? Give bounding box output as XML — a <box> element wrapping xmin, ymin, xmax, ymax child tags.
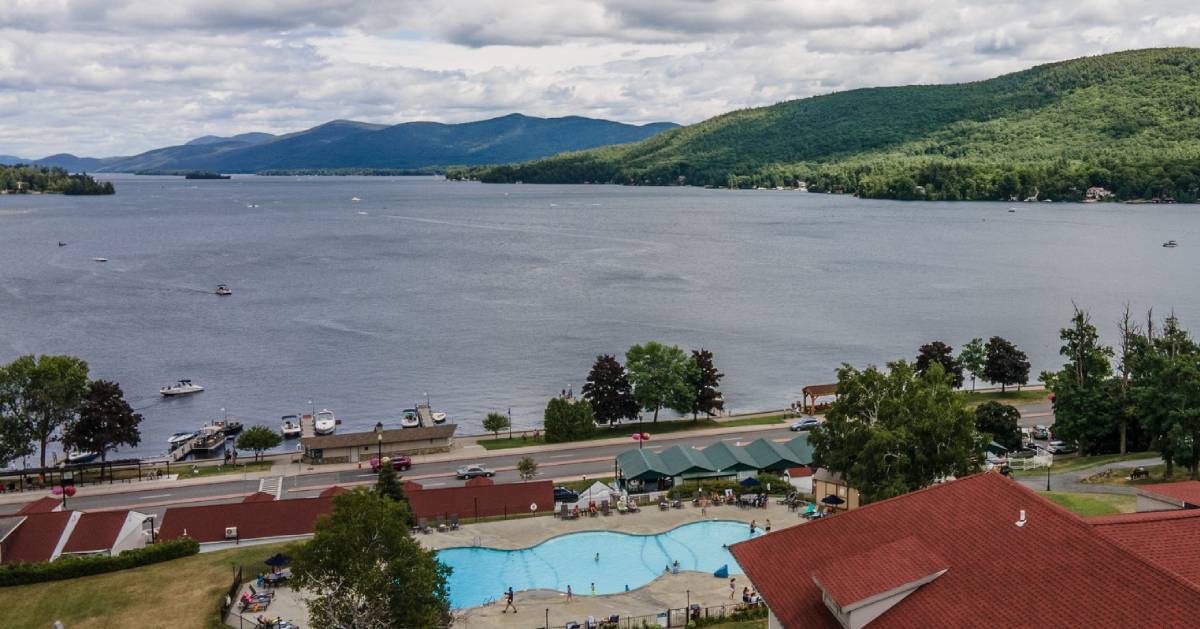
<box><xmin>600</xmin><ymin>500</ymin><xmax>611</xmax><ymax>515</ymax></box>
<box><xmin>559</xmin><ymin>503</ymin><xmax>570</xmax><ymax>518</ymax></box>
<box><xmin>449</xmin><ymin>514</ymin><xmax>460</xmax><ymax>530</ymax></box>
<box><xmin>659</xmin><ymin>499</ymin><xmax>670</xmax><ymax>511</ymax></box>
<box><xmin>418</xmin><ymin>518</ymin><xmax>431</xmax><ymax>534</ymax></box>
<box><xmin>616</xmin><ymin>500</ymin><xmax>628</xmax><ymax>514</ymax></box>
<box><xmin>626</xmin><ymin>498</ymin><xmax>640</xmax><ymax>513</ymax></box>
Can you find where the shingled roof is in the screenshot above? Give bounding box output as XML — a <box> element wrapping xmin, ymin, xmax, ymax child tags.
<box><xmin>1089</xmin><ymin>508</ymin><xmax>1200</xmax><ymax>588</ymax></box>
<box><xmin>1137</xmin><ymin>480</ymin><xmax>1200</xmax><ymax>508</ymax></box>
<box><xmin>159</xmin><ymin>497</ymin><xmax>333</xmax><ymax>543</ymax></box>
<box><xmin>731</xmin><ymin>473</ymin><xmax>1200</xmax><ymax>628</ymax></box>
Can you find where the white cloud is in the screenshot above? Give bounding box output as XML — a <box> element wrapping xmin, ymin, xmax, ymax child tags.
<box><xmin>0</xmin><ymin>0</ymin><xmax>1196</xmax><ymax>156</ymax></box>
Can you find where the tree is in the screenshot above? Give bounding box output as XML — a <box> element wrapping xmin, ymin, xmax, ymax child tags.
<box><xmin>482</xmin><ymin>412</ymin><xmax>510</xmax><ymax>438</ymax></box>
<box><xmin>543</xmin><ymin>397</ymin><xmax>597</xmax><ymax>443</ymax></box>
<box><xmin>625</xmin><ymin>341</ymin><xmax>691</xmax><ymax>422</ymax></box>
<box><xmin>684</xmin><ymin>349</ymin><xmax>725</xmax><ymax>420</ymax></box>
<box><xmin>581</xmin><ymin>355</ymin><xmax>639</xmax><ymax>425</ymax></box>
<box><xmin>62</xmin><ymin>380</ymin><xmax>142</xmax><ymax>470</ymax></box>
<box><xmin>958</xmin><ymin>338</ymin><xmax>986</xmax><ymax>392</ymax></box>
<box><xmin>915</xmin><ymin>341</ymin><xmax>964</xmax><ymax>388</ymax></box>
<box><xmin>974</xmin><ymin>402</ymin><xmax>1022</xmax><ymax>451</ymax></box>
<box><xmin>375</xmin><ymin>461</ymin><xmax>414</xmax><ymax>526</ymax></box>
<box><xmin>235</xmin><ymin>425</ymin><xmax>282</xmax><ymax>462</ymax></box>
<box><xmin>1130</xmin><ymin>313</ymin><xmax>1200</xmax><ymax>478</ymax></box>
<box><xmin>3</xmin><ymin>355</ymin><xmax>90</xmax><ymax>468</ymax></box>
<box><xmin>517</xmin><ymin>456</ymin><xmax>538</xmax><ymax>480</ymax></box>
<box><xmin>1042</xmin><ymin>307</ymin><xmax>1116</xmax><ymax>456</ymax></box>
<box><xmin>0</xmin><ymin>360</ymin><xmax>36</xmax><ymax>469</ymax></box>
<box><xmin>292</xmin><ymin>489</ymin><xmax>451</xmax><ymax>628</ymax></box>
<box><xmin>983</xmin><ymin>337</ymin><xmax>1030</xmax><ymax>391</ymax></box>
<box><xmin>809</xmin><ymin>361</ymin><xmax>983</xmax><ymax>503</ymax></box>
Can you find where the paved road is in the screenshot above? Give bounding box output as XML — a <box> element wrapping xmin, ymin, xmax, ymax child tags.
<box><xmin>3</xmin><ymin>403</ymin><xmax>1057</xmax><ymax>513</ymax></box>
<box><xmin>1017</xmin><ymin>456</ymin><xmax>1163</xmax><ymax>495</ymax></box>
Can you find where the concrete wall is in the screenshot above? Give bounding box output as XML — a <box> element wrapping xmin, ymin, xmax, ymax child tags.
<box><xmin>787</xmin><ymin>476</ymin><xmax>813</xmax><ymax>494</ymax></box>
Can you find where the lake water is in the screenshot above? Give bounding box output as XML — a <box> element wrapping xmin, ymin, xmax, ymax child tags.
<box><xmin>2</xmin><ymin>175</ymin><xmax>1197</xmax><ymax>459</ymax></box>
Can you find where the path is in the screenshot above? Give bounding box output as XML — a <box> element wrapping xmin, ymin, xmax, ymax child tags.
<box><xmin>1017</xmin><ymin>457</ymin><xmax>1164</xmax><ymax>495</ymax></box>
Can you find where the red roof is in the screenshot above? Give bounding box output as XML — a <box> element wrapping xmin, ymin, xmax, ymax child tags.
<box><xmin>16</xmin><ymin>496</ymin><xmax>62</xmax><ymax>515</ymax></box>
<box><xmin>62</xmin><ymin>511</ymin><xmax>131</xmax><ymax>554</ymax></box>
<box><xmin>730</xmin><ymin>473</ymin><xmax>1200</xmax><ymax>628</ymax></box>
<box><xmin>242</xmin><ymin>492</ymin><xmax>277</xmax><ymax>503</ymax></box>
<box><xmin>407</xmin><ymin>480</ymin><xmax>554</xmax><ymax>521</ymax></box>
<box><xmin>810</xmin><ymin>536</ymin><xmax>946</xmax><ymax>609</ymax></box>
<box><xmin>785</xmin><ymin>466</ymin><xmax>813</xmax><ymax>478</ymax></box>
<box><xmin>1</xmin><ymin>511</ymin><xmax>73</xmax><ymax>564</ymax></box>
<box><xmin>159</xmin><ymin>497</ymin><xmax>333</xmax><ymax>543</ymax></box>
<box><xmin>1138</xmin><ymin>480</ymin><xmax>1200</xmax><ymax>507</ymax></box>
<box><xmin>1089</xmin><ymin>509</ymin><xmax>1200</xmax><ymax>587</ymax></box>
<box><xmin>319</xmin><ymin>485</ymin><xmax>348</xmax><ymax>497</ymax></box>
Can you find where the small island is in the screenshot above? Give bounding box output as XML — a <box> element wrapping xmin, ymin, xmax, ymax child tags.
<box><xmin>0</xmin><ymin>164</ymin><xmax>114</xmax><ymax>195</ymax></box>
<box><xmin>184</xmin><ymin>171</ymin><xmax>231</xmax><ymax>180</ymax></box>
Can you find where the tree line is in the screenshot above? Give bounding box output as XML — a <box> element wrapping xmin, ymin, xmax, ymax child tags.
<box><xmin>0</xmin><ymin>165</ymin><xmax>114</xmax><ymax>195</ymax></box>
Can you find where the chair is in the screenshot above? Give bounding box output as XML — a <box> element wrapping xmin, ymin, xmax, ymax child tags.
<box><xmin>559</xmin><ymin>503</ymin><xmax>570</xmax><ymax>518</ymax></box>
<box><xmin>418</xmin><ymin>518</ymin><xmax>431</xmax><ymax>534</ymax></box>
<box><xmin>449</xmin><ymin>514</ymin><xmax>460</xmax><ymax>530</ymax></box>
<box><xmin>616</xmin><ymin>500</ymin><xmax>628</xmax><ymax>514</ymax></box>
<box><xmin>600</xmin><ymin>500</ymin><xmax>611</xmax><ymax>515</ymax></box>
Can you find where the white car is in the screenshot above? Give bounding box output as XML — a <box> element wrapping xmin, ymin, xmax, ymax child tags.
<box><xmin>456</xmin><ymin>464</ymin><xmax>495</xmax><ymax>479</ymax></box>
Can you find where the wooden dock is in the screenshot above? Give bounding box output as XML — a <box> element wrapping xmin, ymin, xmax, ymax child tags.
<box><xmin>300</xmin><ymin>413</ymin><xmax>316</xmax><ymax>438</ymax></box>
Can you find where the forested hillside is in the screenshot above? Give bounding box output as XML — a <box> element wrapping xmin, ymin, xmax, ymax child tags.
<box><xmin>457</xmin><ymin>48</ymin><xmax>1200</xmax><ymax>202</ymax></box>
<box><xmin>0</xmin><ymin>165</ymin><xmax>113</xmax><ymax>195</ymax></box>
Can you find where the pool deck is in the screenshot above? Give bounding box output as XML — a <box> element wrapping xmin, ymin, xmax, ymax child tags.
<box><xmin>419</xmin><ymin>500</ymin><xmax>802</xmax><ymax>628</ymax></box>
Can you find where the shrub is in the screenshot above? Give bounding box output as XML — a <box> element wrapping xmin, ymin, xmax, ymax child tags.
<box><xmin>0</xmin><ymin>537</ymin><xmax>200</xmax><ymax>586</ymax></box>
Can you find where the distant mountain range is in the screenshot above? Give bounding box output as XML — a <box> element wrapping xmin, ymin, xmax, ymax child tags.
<box><xmin>1</xmin><ymin>114</ymin><xmax>678</xmax><ymax>174</ymax></box>
<box><xmin>461</xmin><ymin>48</ymin><xmax>1200</xmax><ymax>202</ymax></box>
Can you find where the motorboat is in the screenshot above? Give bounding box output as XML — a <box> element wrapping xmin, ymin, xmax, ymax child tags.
<box><xmin>1163</xmin><ymin>240</ymin><xmax>1179</xmax><ymax>248</ymax></box>
<box><xmin>58</xmin><ymin>241</ymin><xmax>67</xmax><ymax>247</ymax></box>
<box><xmin>431</xmin><ymin>411</ymin><xmax>448</xmax><ymax>424</ymax></box>
<box><xmin>281</xmin><ymin>415</ymin><xmax>302</xmax><ymax>438</ymax></box>
<box><xmin>350</xmin><ymin>197</ymin><xmax>361</xmax><ymax>202</ymax></box>
<box><xmin>93</xmin><ymin>257</ymin><xmax>108</xmax><ymax>262</ymax></box>
<box><xmin>190</xmin><ymin>426</ymin><xmax>226</xmax><ymax>454</ymax></box>
<box><xmin>314</xmin><ymin>409</ymin><xmax>337</xmax><ymax>435</ymax></box>
<box><xmin>66</xmin><ymin>450</ymin><xmax>98</xmax><ymax>464</ymax></box>
<box><xmin>160</xmin><ymin>379</ymin><xmax>204</xmax><ymax>396</ymax></box>
<box><xmin>213</xmin><ymin>418</ymin><xmax>243</xmax><ymax>436</ymax></box>
<box><xmin>215</xmin><ymin>284</ymin><xmax>232</xmax><ymax>296</ymax></box>
<box><xmin>168</xmin><ymin>431</ymin><xmax>197</xmax><ymax>449</ymax></box>
<box><xmin>400</xmin><ymin>408</ymin><xmax>420</xmax><ymax>428</ymax></box>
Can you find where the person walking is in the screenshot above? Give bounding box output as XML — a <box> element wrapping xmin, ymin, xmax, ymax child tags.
<box><xmin>591</xmin><ymin>582</ymin><xmax>597</xmax><ymax>596</ymax></box>
<box><xmin>566</xmin><ymin>584</ymin><xmax>573</xmax><ymax>602</ymax></box>
<box><xmin>503</xmin><ymin>587</ymin><xmax>517</xmax><ymax>613</ymax></box>
<box><xmin>765</xmin><ymin>519</ymin><xmax>772</xmax><ymax>533</ymax></box>
<box><xmin>749</xmin><ymin>519</ymin><xmax>757</xmax><ymax>534</ymax></box>
<box><xmin>729</xmin><ymin>578</ymin><xmax>737</xmax><ymax>600</ymax></box>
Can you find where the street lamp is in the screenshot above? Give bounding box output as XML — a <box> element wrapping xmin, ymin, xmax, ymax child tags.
<box><xmin>375</xmin><ymin>421</ymin><xmax>384</xmax><ymax>465</ymax></box>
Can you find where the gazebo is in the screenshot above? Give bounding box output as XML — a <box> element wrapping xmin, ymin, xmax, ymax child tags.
<box><xmin>800</xmin><ymin>383</ymin><xmax>839</xmax><ymax>413</ymax></box>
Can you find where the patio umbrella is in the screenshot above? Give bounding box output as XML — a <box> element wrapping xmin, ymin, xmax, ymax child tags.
<box><xmin>821</xmin><ymin>494</ymin><xmax>845</xmax><ymax>506</ymax></box>
<box><xmin>739</xmin><ymin>477</ymin><xmax>760</xmax><ymax>487</ymax></box>
<box><xmin>265</xmin><ymin>553</ymin><xmax>291</xmax><ymax>567</ymax></box>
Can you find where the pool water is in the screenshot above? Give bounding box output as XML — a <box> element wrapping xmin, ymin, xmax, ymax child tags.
<box><xmin>436</xmin><ymin>520</ymin><xmax>758</xmax><ymax>609</ymax></box>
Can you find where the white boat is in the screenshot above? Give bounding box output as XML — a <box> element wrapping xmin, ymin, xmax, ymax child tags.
<box><xmin>215</xmin><ymin>284</ymin><xmax>232</xmax><ymax>296</ymax></box>
<box><xmin>66</xmin><ymin>449</ymin><xmax>98</xmax><ymax>464</ymax></box>
<box><xmin>350</xmin><ymin>197</ymin><xmax>361</xmax><ymax>202</ymax></box>
<box><xmin>160</xmin><ymin>379</ymin><xmax>204</xmax><ymax>396</ymax></box>
<box><xmin>431</xmin><ymin>411</ymin><xmax>447</xmax><ymax>424</ymax></box>
<box><xmin>401</xmin><ymin>408</ymin><xmax>420</xmax><ymax>428</ymax></box>
<box><xmin>93</xmin><ymin>257</ymin><xmax>108</xmax><ymax>262</ymax></box>
<box><xmin>314</xmin><ymin>409</ymin><xmax>337</xmax><ymax>435</ymax></box>
<box><xmin>168</xmin><ymin>431</ymin><xmax>197</xmax><ymax>448</ymax></box>
<box><xmin>281</xmin><ymin>415</ymin><xmax>302</xmax><ymax>438</ymax></box>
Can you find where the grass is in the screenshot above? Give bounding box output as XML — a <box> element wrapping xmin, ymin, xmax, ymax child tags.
<box><xmin>478</xmin><ymin>415</ymin><xmax>789</xmax><ymax>451</ymax></box>
<box><xmin>709</xmin><ymin>620</ymin><xmax>768</xmax><ymax>629</ymax></box>
<box><xmin>177</xmin><ymin>460</ymin><xmax>273</xmax><ymax>480</ymax></box>
<box><xmin>4</xmin><ymin>541</ymin><xmax>296</xmax><ymax>629</ymax></box>
<box><xmin>1041</xmin><ymin>491</ymin><xmax>1135</xmax><ymax>516</ymax></box>
<box><xmin>956</xmin><ymin>389</ymin><xmax>1048</xmax><ymax>409</ymax></box>
<box><xmin>1081</xmin><ymin>464</ymin><xmax>1193</xmax><ymax>486</ymax></box>
<box><xmin>1011</xmin><ymin>451</ymin><xmax>1156</xmax><ymax>477</ymax></box>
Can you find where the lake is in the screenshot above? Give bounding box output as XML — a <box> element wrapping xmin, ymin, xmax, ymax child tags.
<box><xmin>1</xmin><ymin>175</ymin><xmax>1197</xmax><ymax>459</ymax></box>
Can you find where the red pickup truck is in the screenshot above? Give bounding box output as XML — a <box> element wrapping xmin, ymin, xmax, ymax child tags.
<box><xmin>372</xmin><ymin>456</ymin><xmax>412</xmax><ymax>472</ymax></box>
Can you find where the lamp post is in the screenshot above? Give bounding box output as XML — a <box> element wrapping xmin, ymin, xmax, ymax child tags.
<box><xmin>375</xmin><ymin>421</ymin><xmax>384</xmax><ymax>465</ymax></box>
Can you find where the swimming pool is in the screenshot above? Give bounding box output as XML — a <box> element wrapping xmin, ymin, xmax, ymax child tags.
<box><xmin>436</xmin><ymin>520</ymin><xmax>758</xmax><ymax>609</ymax></box>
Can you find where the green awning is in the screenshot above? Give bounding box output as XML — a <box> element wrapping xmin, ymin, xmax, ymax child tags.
<box><xmin>657</xmin><ymin>445</ymin><xmax>719</xmax><ymax>478</ymax></box>
<box><xmin>616</xmin><ymin>448</ymin><xmax>670</xmax><ymax>481</ymax></box>
<box><xmin>744</xmin><ymin>438</ymin><xmax>807</xmax><ymax>471</ymax></box>
<box><xmin>701</xmin><ymin>441</ymin><xmax>761</xmax><ymax>473</ymax></box>
<box><xmin>784</xmin><ymin>434</ymin><xmax>815</xmax><ymax>466</ymax></box>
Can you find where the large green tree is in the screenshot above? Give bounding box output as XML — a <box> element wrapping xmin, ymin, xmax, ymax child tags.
<box><xmin>809</xmin><ymin>361</ymin><xmax>983</xmax><ymax>503</ymax></box>
<box><xmin>2</xmin><ymin>355</ymin><xmax>90</xmax><ymax>468</ymax></box>
<box><xmin>625</xmin><ymin>341</ymin><xmax>691</xmax><ymax>422</ymax></box>
<box><xmin>684</xmin><ymin>349</ymin><xmax>725</xmax><ymax>420</ymax></box>
<box><xmin>581</xmin><ymin>354</ymin><xmax>639</xmax><ymax>425</ymax></box>
<box><xmin>1129</xmin><ymin>314</ymin><xmax>1200</xmax><ymax>478</ymax></box>
<box><xmin>376</xmin><ymin>460</ymin><xmax>414</xmax><ymax>526</ymax></box>
<box><xmin>957</xmin><ymin>338</ymin><xmax>986</xmax><ymax>392</ymax></box>
<box><xmin>0</xmin><ymin>360</ymin><xmax>36</xmax><ymax>469</ymax></box>
<box><xmin>543</xmin><ymin>397</ymin><xmax>597</xmax><ymax>443</ymax></box>
<box><xmin>974</xmin><ymin>401</ymin><xmax>1022</xmax><ymax>451</ymax></box>
<box><xmin>1042</xmin><ymin>307</ymin><xmax>1117</xmax><ymax>455</ymax></box>
<box><xmin>915</xmin><ymin>341</ymin><xmax>964</xmax><ymax>388</ymax></box>
<box><xmin>481</xmin><ymin>411</ymin><xmax>510</xmax><ymax>438</ymax></box>
<box><xmin>62</xmin><ymin>380</ymin><xmax>142</xmax><ymax>467</ymax></box>
<box><xmin>235</xmin><ymin>425</ymin><xmax>282</xmax><ymax>462</ymax></box>
<box><xmin>292</xmin><ymin>489</ymin><xmax>450</xmax><ymax>628</ymax></box>
<box><xmin>983</xmin><ymin>337</ymin><xmax>1030</xmax><ymax>391</ymax></box>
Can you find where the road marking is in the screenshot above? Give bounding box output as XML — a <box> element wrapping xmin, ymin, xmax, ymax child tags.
<box><xmin>356</xmin><ymin>473</ymin><xmax>376</xmax><ymax>478</ymax></box>
<box><xmin>137</xmin><ymin>494</ymin><xmax>172</xmax><ymax>499</ymax></box>
<box><xmin>549</xmin><ymin>454</ymin><xmax>572</xmax><ymax>459</ymax></box>
<box><xmin>722</xmin><ymin>437</ymin><xmax>743</xmax><ymax>442</ymax></box>
<box><xmin>423</xmin><ymin>482</ymin><xmax>447</xmax><ymax>487</ymax></box>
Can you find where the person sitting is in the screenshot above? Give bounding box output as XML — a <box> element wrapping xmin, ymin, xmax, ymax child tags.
<box><xmin>742</xmin><ymin>587</ymin><xmax>751</xmax><ymax>603</ymax></box>
<box><xmin>572</xmin><ymin>504</ymin><xmax>581</xmax><ymax>518</ymax></box>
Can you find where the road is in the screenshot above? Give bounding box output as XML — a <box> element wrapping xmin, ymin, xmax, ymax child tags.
<box><xmin>1</xmin><ymin>403</ymin><xmax>1055</xmax><ymax>515</ymax></box>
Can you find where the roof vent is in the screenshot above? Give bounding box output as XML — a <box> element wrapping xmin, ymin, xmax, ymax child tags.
<box><xmin>1015</xmin><ymin>509</ymin><xmax>1027</xmax><ymax>528</ymax></box>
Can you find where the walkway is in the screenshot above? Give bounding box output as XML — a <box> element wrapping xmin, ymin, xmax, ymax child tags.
<box><xmin>1017</xmin><ymin>457</ymin><xmax>1164</xmax><ymax>495</ymax></box>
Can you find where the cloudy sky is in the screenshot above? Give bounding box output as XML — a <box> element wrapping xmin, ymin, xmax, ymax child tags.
<box><xmin>2</xmin><ymin>0</ymin><xmax>1198</xmax><ymax>157</ymax></box>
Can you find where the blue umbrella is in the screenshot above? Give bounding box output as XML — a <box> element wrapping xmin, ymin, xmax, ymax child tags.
<box><xmin>265</xmin><ymin>553</ymin><xmax>291</xmax><ymax>567</ymax></box>
<box><xmin>739</xmin><ymin>477</ymin><xmax>760</xmax><ymax>487</ymax></box>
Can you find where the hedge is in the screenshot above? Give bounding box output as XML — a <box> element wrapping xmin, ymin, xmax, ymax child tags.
<box><xmin>0</xmin><ymin>537</ymin><xmax>200</xmax><ymax>586</ymax></box>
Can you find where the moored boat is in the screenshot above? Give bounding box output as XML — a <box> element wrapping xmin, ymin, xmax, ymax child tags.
<box><xmin>160</xmin><ymin>379</ymin><xmax>204</xmax><ymax>396</ymax></box>
<box><xmin>281</xmin><ymin>415</ymin><xmax>302</xmax><ymax>438</ymax></box>
<box><xmin>214</xmin><ymin>418</ymin><xmax>243</xmax><ymax>436</ymax></box>
<box><xmin>400</xmin><ymin>408</ymin><xmax>420</xmax><ymax>428</ymax></box>
<box><xmin>431</xmin><ymin>411</ymin><xmax>448</xmax><ymax>424</ymax></box>
<box><xmin>168</xmin><ymin>431</ymin><xmax>197</xmax><ymax>449</ymax></box>
<box><xmin>314</xmin><ymin>409</ymin><xmax>337</xmax><ymax>435</ymax></box>
<box><xmin>190</xmin><ymin>426</ymin><xmax>226</xmax><ymax>454</ymax></box>
<box><xmin>215</xmin><ymin>284</ymin><xmax>232</xmax><ymax>296</ymax></box>
<box><xmin>66</xmin><ymin>449</ymin><xmax>98</xmax><ymax>464</ymax></box>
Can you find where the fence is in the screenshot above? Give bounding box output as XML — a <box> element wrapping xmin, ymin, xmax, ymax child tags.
<box><xmin>557</xmin><ymin>602</ymin><xmax>765</xmax><ymax>628</ymax></box>
<box><xmin>220</xmin><ymin>566</ymin><xmax>244</xmax><ymax>622</ymax></box>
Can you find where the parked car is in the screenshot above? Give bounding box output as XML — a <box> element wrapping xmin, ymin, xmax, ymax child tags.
<box><xmin>1033</xmin><ymin>425</ymin><xmax>1050</xmax><ymax>440</ymax></box>
<box><xmin>790</xmin><ymin>417</ymin><xmax>821</xmax><ymax>431</ymax></box>
<box><xmin>371</xmin><ymin>455</ymin><xmax>412</xmax><ymax>472</ymax></box>
<box><xmin>554</xmin><ymin>487</ymin><xmax>579</xmax><ymax>503</ymax></box>
<box><xmin>1047</xmin><ymin>440</ymin><xmax>1078</xmax><ymax>454</ymax></box>
<box><xmin>456</xmin><ymin>464</ymin><xmax>495</xmax><ymax>479</ymax></box>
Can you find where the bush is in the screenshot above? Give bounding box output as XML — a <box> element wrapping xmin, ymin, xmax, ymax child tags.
<box><xmin>0</xmin><ymin>537</ymin><xmax>200</xmax><ymax>586</ymax></box>
<box><xmin>543</xmin><ymin>397</ymin><xmax>597</xmax><ymax>443</ymax></box>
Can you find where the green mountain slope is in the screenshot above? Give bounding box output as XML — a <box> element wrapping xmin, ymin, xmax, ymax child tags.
<box><xmin>462</xmin><ymin>48</ymin><xmax>1200</xmax><ymax>201</ymax></box>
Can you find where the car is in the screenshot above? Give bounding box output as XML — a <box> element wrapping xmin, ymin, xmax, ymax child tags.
<box><xmin>371</xmin><ymin>455</ymin><xmax>412</xmax><ymax>472</ymax></box>
<box><xmin>1047</xmin><ymin>440</ymin><xmax>1078</xmax><ymax>455</ymax></box>
<box><xmin>456</xmin><ymin>464</ymin><xmax>495</xmax><ymax>479</ymax></box>
<box><xmin>1032</xmin><ymin>425</ymin><xmax>1050</xmax><ymax>440</ymax></box>
<box><xmin>553</xmin><ymin>487</ymin><xmax>579</xmax><ymax>503</ymax></box>
<box><xmin>789</xmin><ymin>417</ymin><xmax>821</xmax><ymax>431</ymax></box>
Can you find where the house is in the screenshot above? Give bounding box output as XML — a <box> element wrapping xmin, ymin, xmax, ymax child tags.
<box><xmin>0</xmin><ymin>508</ymin><xmax>150</xmax><ymax>564</ymax></box>
<box><xmin>1134</xmin><ymin>480</ymin><xmax>1200</xmax><ymax>512</ymax></box>
<box><xmin>1084</xmin><ymin>186</ymin><xmax>1113</xmax><ymax>201</ymax></box>
<box><xmin>405</xmin><ymin>477</ymin><xmax>554</xmax><ymax>521</ymax></box>
<box><xmin>300</xmin><ymin>424</ymin><xmax>456</xmax><ymax>464</ymax></box>
<box><xmin>783</xmin><ymin>467</ymin><xmax>814</xmax><ymax>494</ymax></box>
<box><xmin>811</xmin><ymin>468</ymin><xmax>860</xmax><ymax>511</ymax></box>
<box><xmin>730</xmin><ymin>473</ymin><xmax>1200</xmax><ymax>628</ymax></box>
<box><xmin>158</xmin><ymin>497</ymin><xmax>333</xmax><ymax>551</ymax></box>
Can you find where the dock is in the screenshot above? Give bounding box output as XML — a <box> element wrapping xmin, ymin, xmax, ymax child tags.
<box><xmin>168</xmin><ymin>439</ymin><xmax>195</xmax><ymax>462</ymax></box>
<box><xmin>300</xmin><ymin>413</ymin><xmax>316</xmax><ymax>438</ymax></box>
<box><xmin>416</xmin><ymin>404</ymin><xmax>435</xmax><ymax>428</ymax></box>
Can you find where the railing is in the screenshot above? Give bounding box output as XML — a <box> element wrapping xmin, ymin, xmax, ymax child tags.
<box><xmin>563</xmin><ymin>602</ymin><xmax>765</xmax><ymax>628</ymax></box>
<box><xmin>220</xmin><ymin>566</ymin><xmax>244</xmax><ymax>622</ymax></box>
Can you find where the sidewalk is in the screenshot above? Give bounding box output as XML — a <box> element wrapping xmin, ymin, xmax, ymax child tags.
<box><xmin>0</xmin><ymin>461</ymin><xmax>283</xmax><ymax>506</ymax></box>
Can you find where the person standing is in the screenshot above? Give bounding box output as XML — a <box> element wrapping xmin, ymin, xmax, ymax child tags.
<box><xmin>566</xmin><ymin>584</ymin><xmax>573</xmax><ymax>602</ymax></box>
<box><xmin>503</xmin><ymin>587</ymin><xmax>517</xmax><ymax>613</ymax></box>
<box><xmin>765</xmin><ymin>519</ymin><xmax>772</xmax><ymax>533</ymax></box>
<box><xmin>591</xmin><ymin>582</ymin><xmax>597</xmax><ymax>596</ymax></box>
<box><xmin>729</xmin><ymin>578</ymin><xmax>736</xmax><ymax>599</ymax></box>
<box><xmin>749</xmin><ymin>519</ymin><xmax>757</xmax><ymax>534</ymax></box>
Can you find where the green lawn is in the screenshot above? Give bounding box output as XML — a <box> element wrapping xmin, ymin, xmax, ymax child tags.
<box><xmin>1041</xmin><ymin>491</ymin><xmax>1135</xmax><ymax>516</ymax></box>
<box><xmin>4</xmin><ymin>541</ymin><xmax>295</xmax><ymax>629</ymax></box>
<box><xmin>956</xmin><ymin>389</ymin><xmax>1048</xmax><ymax>408</ymax></box>
<box><xmin>1012</xmin><ymin>451</ymin><xmax>1156</xmax><ymax>477</ymax></box>
<box><xmin>477</xmin><ymin>415</ymin><xmax>787</xmax><ymax>450</ymax></box>
<box><xmin>1082</xmin><ymin>463</ymin><xmax>1190</xmax><ymax>486</ymax></box>
<box><xmin>176</xmin><ymin>460</ymin><xmax>273</xmax><ymax>480</ymax></box>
